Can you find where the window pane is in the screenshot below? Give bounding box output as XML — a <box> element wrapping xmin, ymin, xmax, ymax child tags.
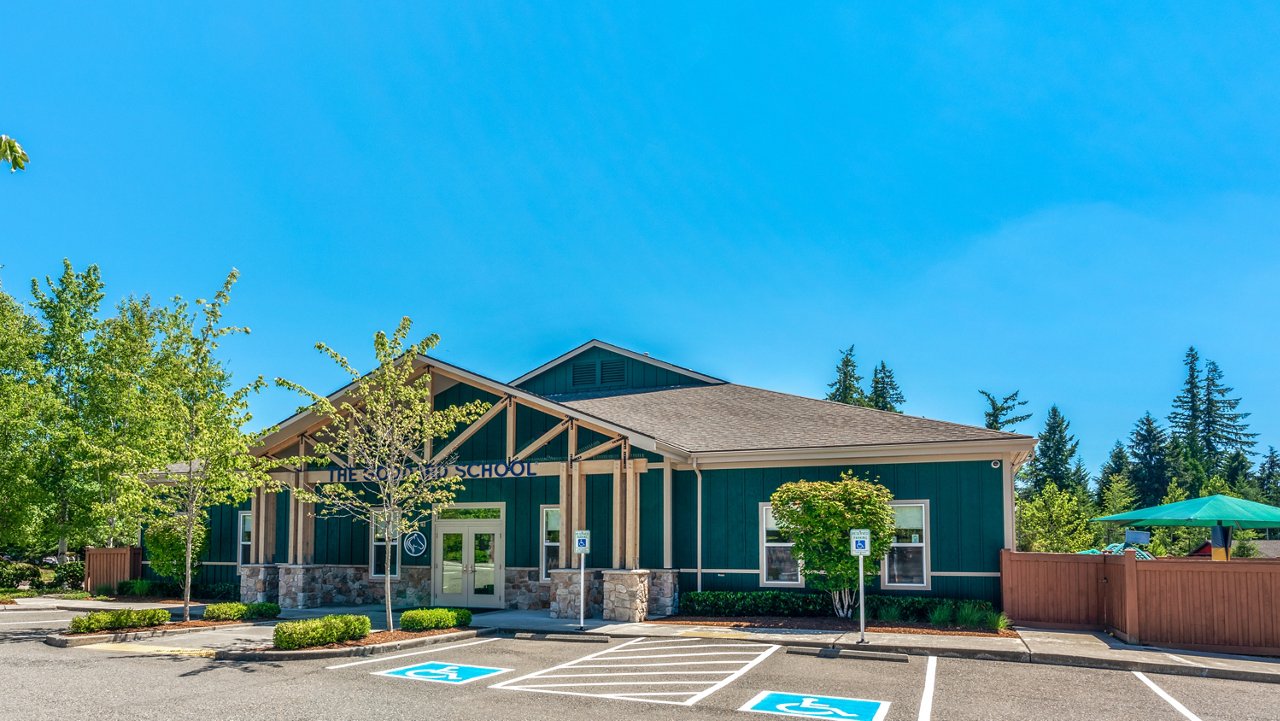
<box><xmin>765</xmin><ymin>546</ymin><xmax>799</xmax><ymax>584</ymax></box>
<box><xmin>544</xmin><ymin>508</ymin><xmax>561</xmax><ymax>543</ymax></box>
<box><xmin>763</xmin><ymin>506</ymin><xmax>790</xmax><ymax>543</ymax></box>
<box><xmin>893</xmin><ymin>505</ymin><xmax>924</xmax><ymax>544</ymax></box>
<box><xmin>544</xmin><ymin>543</ymin><xmax>560</xmax><ymax>576</ymax></box>
<box><xmin>886</xmin><ymin>546</ymin><xmax>925</xmax><ymax>585</ymax></box>
<box><xmin>473</xmin><ymin>533</ymin><xmax>495</xmax><ymax>595</ymax></box>
<box><xmin>439</xmin><ymin>507</ymin><xmax>501</xmax><ymax>520</ymax></box>
<box><xmin>240</xmin><ymin>514</ymin><xmax>252</xmax><ymax>542</ymax></box>
<box><xmin>239</xmin><ymin>544</ymin><xmax>251</xmax><ymax>565</ymax></box>
<box><xmin>441</xmin><ymin>532</ymin><xmax>463</xmax><ymax>593</ymax></box>
<box><xmin>373</xmin><ymin>544</ymin><xmax>398</xmax><ymax>576</ymax></box>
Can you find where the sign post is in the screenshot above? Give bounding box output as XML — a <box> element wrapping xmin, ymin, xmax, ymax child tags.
<box><xmin>573</xmin><ymin>530</ymin><xmax>591</xmax><ymax>630</ymax></box>
<box><xmin>850</xmin><ymin>529</ymin><xmax>871</xmax><ymax>645</ymax></box>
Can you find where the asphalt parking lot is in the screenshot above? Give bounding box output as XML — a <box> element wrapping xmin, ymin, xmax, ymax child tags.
<box><xmin>1</xmin><ymin>609</ymin><xmax>1277</xmax><ymax>721</ymax></box>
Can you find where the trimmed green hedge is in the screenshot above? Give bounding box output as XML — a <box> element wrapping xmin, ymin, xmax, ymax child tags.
<box><xmin>68</xmin><ymin>608</ymin><xmax>171</xmax><ymax>634</ymax></box>
<box><xmin>246</xmin><ymin>602</ymin><xmax>281</xmax><ymax>619</ymax></box>
<box><xmin>201</xmin><ymin>601</ymin><xmax>279</xmax><ymax>621</ymax></box>
<box><xmin>0</xmin><ymin>562</ymin><xmax>42</xmax><ymax>589</ymax></box>
<box><xmin>400</xmin><ymin>607</ymin><xmax>472</xmax><ymax>631</ymax></box>
<box><xmin>681</xmin><ymin>591</ymin><xmax>833</xmax><ymax>617</ymax></box>
<box><xmin>273</xmin><ymin>614</ymin><xmax>371</xmax><ymax>650</ymax></box>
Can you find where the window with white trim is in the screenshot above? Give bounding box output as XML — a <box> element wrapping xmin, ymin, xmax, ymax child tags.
<box><xmin>371</xmin><ymin>512</ymin><xmax>400</xmax><ymax>578</ymax></box>
<box><xmin>760</xmin><ymin>504</ymin><xmax>801</xmax><ymax>586</ymax></box>
<box><xmin>237</xmin><ymin>511</ymin><xmax>253</xmax><ymax>566</ymax></box>
<box><xmin>540</xmin><ymin>505</ymin><xmax>561</xmax><ymax>581</ymax></box>
<box><xmin>883</xmin><ymin>501</ymin><xmax>929</xmax><ymax>588</ymax></box>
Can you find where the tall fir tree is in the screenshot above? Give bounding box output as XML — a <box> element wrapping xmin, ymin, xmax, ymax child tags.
<box><xmin>1257</xmin><ymin>447</ymin><xmax>1280</xmax><ymax>506</ymax></box>
<box><xmin>1127</xmin><ymin>413</ymin><xmax>1171</xmax><ymax>508</ymax></box>
<box><xmin>979</xmin><ymin>390</ymin><xmax>1032</xmax><ymax>431</ymax></box>
<box><xmin>867</xmin><ymin>361</ymin><xmax>905</xmax><ymax>412</ymax></box>
<box><xmin>1097</xmin><ymin>441</ymin><xmax>1132</xmax><ymax>503</ymax></box>
<box><xmin>826</xmin><ymin>345</ymin><xmax>866</xmax><ymax>406</ymax></box>
<box><xmin>1221</xmin><ymin>449</ymin><xmax>1262</xmax><ymax>501</ymax></box>
<box><xmin>1168</xmin><ymin>346</ymin><xmax>1206</xmax><ymax>464</ymax></box>
<box><xmin>1199</xmin><ymin>360</ymin><xmax>1257</xmax><ymax>469</ymax></box>
<box><xmin>1023</xmin><ymin>405</ymin><xmax>1085</xmax><ymax>495</ymax></box>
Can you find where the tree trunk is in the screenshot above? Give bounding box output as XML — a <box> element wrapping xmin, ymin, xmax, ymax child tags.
<box><xmin>384</xmin><ymin>538</ymin><xmax>394</xmax><ymax>632</ymax></box>
<box><xmin>57</xmin><ymin>536</ymin><xmax>68</xmax><ymax>565</ymax></box>
<box><xmin>183</xmin><ymin>510</ymin><xmax>194</xmax><ymax>622</ymax></box>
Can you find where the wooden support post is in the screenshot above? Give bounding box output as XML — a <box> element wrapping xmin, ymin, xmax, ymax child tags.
<box><xmin>1122</xmin><ymin>549</ymin><xmax>1140</xmax><ymax>644</ymax></box>
<box><xmin>558</xmin><ymin>463</ymin><xmax>570</xmax><ymax>569</ymax></box>
<box><xmin>430</xmin><ymin>397</ymin><xmax>510</xmax><ymax>465</ymax></box>
<box><xmin>625</xmin><ymin>457</ymin><xmax>640</xmax><ymax>569</ymax></box>
<box><xmin>612</xmin><ymin>462</ymin><xmax>624</xmax><ymax>568</ymax></box>
<box><xmin>505</xmin><ymin>401</ymin><xmax>517</xmax><ymax>460</ymax></box>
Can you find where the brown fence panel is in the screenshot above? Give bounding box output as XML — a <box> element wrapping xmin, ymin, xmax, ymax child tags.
<box><xmin>1100</xmin><ymin>554</ymin><xmax>1129</xmax><ymax>639</ymax></box>
<box><xmin>1000</xmin><ymin>550</ymin><xmax>1104</xmax><ymax>629</ymax></box>
<box><xmin>1135</xmin><ymin>558</ymin><xmax>1280</xmax><ymax>655</ymax></box>
<box><xmin>84</xmin><ymin>546</ymin><xmax>142</xmax><ymax>593</ymax></box>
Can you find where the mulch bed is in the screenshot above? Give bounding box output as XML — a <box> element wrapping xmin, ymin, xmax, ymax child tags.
<box><xmin>65</xmin><ymin>619</ymin><xmax>244</xmax><ymax>635</ymax></box>
<box><xmin>650</xmin><ymin>616</ymin><xmax>1019</xmax><ymax>638</ymax></box>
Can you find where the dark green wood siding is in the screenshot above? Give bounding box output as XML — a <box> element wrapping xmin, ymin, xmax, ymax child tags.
<box><xmin>516</xmin><ymin>346</ymin><xmax>714</xmax><ymax>396</ymax></box>
<box><xmin>677</xmin><ymin>461</ymin><xmax>1005</xmax><ymax>603</ymax></box>
<box><xmin>639</xmin><ymin>467</ymin><xmax>664</xmax><ymax>568</ymax></box>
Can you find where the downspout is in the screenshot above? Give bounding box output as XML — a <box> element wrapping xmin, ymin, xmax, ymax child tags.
<box><xmin>694</xmin><ymin>459</ymin><xmax>703</xmax><ymax>592</ymax></box>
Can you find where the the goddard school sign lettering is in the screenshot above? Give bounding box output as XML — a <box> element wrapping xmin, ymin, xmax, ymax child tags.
<box><xmin>326</xmin><ymin>460</ymin><xmax>537</xmax><ymax>484</ymax></box>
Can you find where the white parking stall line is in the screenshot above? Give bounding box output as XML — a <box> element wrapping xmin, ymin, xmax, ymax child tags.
<box><xmin>491</xmin><ymin>636</ymin><xmax>779</xmax><ymax>706</ymax></box>
<box><xmin>0</xmin><ymin>618</ymin><xmax>71</xmax><ymax>625</ymax></box>
<box><xmin>1133</xmin><ymin>672</ymin><xmax>1203</xmax><ymax>721</ymax></box>
<box><xmin>918</xmin><ymin>656</ymin><xmax>937</xmax><ymax>721</ymax></box>
<box><xmin>325</xmin><ymin>637</ymin><xmax>498</xmax><ymax>669</ymax></box>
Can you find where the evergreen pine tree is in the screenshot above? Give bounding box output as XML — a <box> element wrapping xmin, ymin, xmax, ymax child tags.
<box><xmin>867</xmin><ymin>361</ymin><xmax>905</xmax><ymax>412</ymax></box>
<box><xmin>1024</xmin><ymin>405</ymin><xmax>1081</xmax><ymax>495</ymax></box>
<box><xmin>826</xmin><ymin>345</ymin><xmax>866</xmax><ymax>406</ymax></box>
<box><xmin>1221</xmin><ymin>449</ymin><xmax>1262</xmax><ymax>501</ymax></box>
<box><xmin>1128</xmin><ymin>413</ymin><xmax>1171</xmax><ymax>508</ymax></box>
<box><xmin>1257</xmin><ymin>447</ymin><xmax>1280</xmax><ymax>506</ymax></box>
<box><xmin>1200</xmin><ymin>360</ymin><xmax>1257</xmax><ymax>469</ymax></box>
<box><xmin>1097</xmin><ymin>441</ymin><xmax>1132</xmax><ymax>503</ymax></box>
<box><xmin>979</xmin><ymin>390</ymin><xmax>1033</xmax><ymax>431</ymax></box>
<box><xmin>1168</xmin><ymin>346</ymin><xmax>1206</xmax><ymax>464</ymax></box>
<box><xmin>1167</xmin><ymin>436</ymin><xmax>1209</xmax><ymax>498</ymax></box>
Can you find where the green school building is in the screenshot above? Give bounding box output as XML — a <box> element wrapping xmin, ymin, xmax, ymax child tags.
<box><xmin>184</xmin><ymin>341</ymin><xmax>1036</xmax><ymax>621</ymax></box>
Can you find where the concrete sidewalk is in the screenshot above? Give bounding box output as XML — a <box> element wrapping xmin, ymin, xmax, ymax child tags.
<box><xmin>470</xmin><ymin>609</ymin><xmax>1280</xmax><ymax>684</ymax></box>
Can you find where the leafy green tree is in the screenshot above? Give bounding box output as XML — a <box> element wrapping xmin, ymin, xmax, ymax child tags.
<box><xmin>978</xmin><ymin>390</ymin><xmax>1032</xmax><ymax>431</ymax></box>
<box><xmin>28</xmin><ymin>261</ymin><xmax>108</xmax><ymax>560</ymax></box>
<box><xmin>1022</xmin><ymin>405</ymin><xmax>1085</xmax><ymax>495</ymax></box>
<box><xmin>769</xmin><ymin>472</ymin><xmax>896</xmax><ymax>618</ymax></box>
<box><xmin>1</xmin><ymin>135</ymin><xmax>27</xmax><ymax>172</ymax></box>
<box><xmin>143</xmin><ymin>517</ymin><xmax>206</xmax><ymax>590</ymax></box>
<box><xmin>1200</xmin><ymin>360</ymin><xmax>1256</xmax><ymax>468</ymax></box>
<box><xmin>867</xmin><ymin>361</ymin><xmax>905</xmax><ymax>412</ymax></box>
<box><xmin>1096</xmin><ymin>473</ymin><xmax>1138</xmax><ymax>544</ymax></box>
<box><xmin>1148</xmin><ymin>479</ymin><xmax>1205</xmax><ymax>557</ymax></box>
<box><xmin>1128</xmin><ymin>413</ymin><xmax>1171</xmax><ymax>508</ymax></box>
<box><xmin>1168</xmin><ymin>346</ymin><xmax>1206</xmax><ymax>465</ymax></box>
<box><xmin>276</xmin><ymin>318</ymin><xmax>489</xmax><ymax>630</ymax></box>
<box><xmin>146</xmin><ymin>270</ymin><xmax>275</xmax><ymax>621</ymax></box>
<box><xmin>826</xmin><ymin>345</ymin><xmax>866</xmax><ymax>406</ymax></box>
<box><xmin>1016</xmin><ymin>481</ymin><xmax>1097</xmax><ymax>552</ymax></box>
<box><xmin>0</xmin><ymin>283</ymin><xmax>50</xmax><ymax>550</ymax></box>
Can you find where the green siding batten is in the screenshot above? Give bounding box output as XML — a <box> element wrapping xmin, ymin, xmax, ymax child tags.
<box><xmin>516</xmin><ymin>346</ymin><xmax>714</xmax><ymax>396</ymax></box>
<box><xmin>688</xmin><ymin>461</ymin><xmax>1006</xmax><ymax>604</ymax></box>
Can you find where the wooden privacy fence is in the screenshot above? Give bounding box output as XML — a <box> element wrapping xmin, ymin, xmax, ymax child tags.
<box><xmin>1002</xmin><ymin>549</ymin><xmax>1280</xmax><ymax>656</ymax></box>
<box><xmin>84</xmin><ymin>546</ymin><xmax>142</xmax><ymax>593</ymax></box>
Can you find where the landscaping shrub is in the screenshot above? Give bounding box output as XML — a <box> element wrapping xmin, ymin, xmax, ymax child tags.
<box><xmin>954</xmin><ymin>601</ymin><xmax>988</xmax><ymax>629</ymax></box>
<box><xmin>68</xmin><ymin>608</ymin><xmax>171</xmax><ymax>634</ymax></box>
<box><xmin>244</xmin><ymin>602</ymin><xmax>281</xmax><ymax>619</ymax></box>
<box><xmin>201</xmin><ymin>602</ymin><xmax>247</xmax><ymax>621</ymax></box>
<box><xmin>116</xmin><ymin>579</ymin><xmax>180</xmax><ymax>597</ymax></box>
<box><xmin>194</xmin><ymin>581</ymin><xmax>240</xmax><ymax>601</ymax></box>
<box><xmin>0</xmin><ymin>562</ymin><xmax>42</xmax><ymax>589</ymax></box>
<box><xmin>985</xmin><ymin>611</ymin><xmax>1010</xmax><ymax>632</ymax></box>
<box><xmin>400</xmin><ymin>607</ymin><xmax>472</xmax><ymax>631</ymax></box>
<box><xmin>681</xmin><ymin>591</ymin><xmax>834</xmax><ymax>617</ymax></box>
<box><xmin>53</xmin><ymin>561</ymin><xmax>85</xmax><ymax>590</ymax></box>
<box><xmin>875</xmin><ymin>602</ymin><xmax>903</xmax><ymax>622</ymax></box>
<box><xmin>92</xmin><ymin>583</ymin><xmax>116</xmax><ymax>597</ymax></box>
<box><xmin>272</xmin><ymin>614</ymin><xmax>371</xmax><ymax>650</ymax></box>
<box><xmin>926</xmin><ymin>601</ymin><xmax>954</xmax><ymax>626</ymax></box>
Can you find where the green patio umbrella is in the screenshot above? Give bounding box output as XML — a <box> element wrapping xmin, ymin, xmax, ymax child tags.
<box><xmin>1092</xmin><ymin>494</ymin><xmax>1280</xmax><ymax>529</ymax></box>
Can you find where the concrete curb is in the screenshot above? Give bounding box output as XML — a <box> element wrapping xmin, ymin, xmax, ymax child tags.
<box><xmin>44</xmin><ymin>622</ymin><xmax>253</xmax><ymax>648</ymax></box>
<box><xmin>213</xmin><ymin>627</ymin><xmax>497</xmax><ymax>661</ymax></box>
<box><xmin>489</xmin><ymin>624</ymin><xmax>1280</xmax><ymax>684</ymax></box>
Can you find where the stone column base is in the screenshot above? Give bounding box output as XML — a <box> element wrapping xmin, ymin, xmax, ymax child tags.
<box><xmin>239</xmin><ymin>564</ymin><xmax>280</xmax><ymax>604</ymax></box>
<box><xmin>548</xmin><ymin>568</ymin><xmax>603</xmax><ymax>619</ymax></box>
<box><xmin>602</xmin><ymin>570</ymin><xmax>650</xmax><ymax>622</ymax></box>
<box><xmin>647</xmin><ymin>569</ymin><xmax>679</xmax><ymax>618</ymax></box>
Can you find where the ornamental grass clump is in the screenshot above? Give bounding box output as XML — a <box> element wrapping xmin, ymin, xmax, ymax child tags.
<box><xmin>399</xmin><ymin>608</ymin><xmax>472</xmax><ymax>631</ymax></box>
<box><xmin>954</xmin><ymin>601</ymin><xmax>988</xmax><ymax>629</ymax></box>
<box><xmin>272</xmin><ymin>614</ymin><xmax>371</xmax><ymax>650</ymax></box>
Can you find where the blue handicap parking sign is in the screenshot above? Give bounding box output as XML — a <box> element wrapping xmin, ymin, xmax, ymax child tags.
<box><xmin>740</xmin><ymin>691</ymin><xmax>890</xmax><ymax>720</ymax></box>
<box><xmin>854</xmin><ymin>539</ymin><xmax>867</xmax><ymax>551</ymax></box>
<box><xmin>374</xmin><ymin>661</ymin><xmax>510</xmax><ymax>685</ymax></box>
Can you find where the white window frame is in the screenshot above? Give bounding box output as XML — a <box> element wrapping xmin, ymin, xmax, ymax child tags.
<box><xmin>758</xmin><ymin>503</ymin><xmax>804</xmax><ymax>588</ymax></box>
<box><xmin>539</xmin><ymin>505</ymin><xmax>561</xmax><ymax>582</ymax></box>
<box><xmin>237</xmin><ymin>511</ymin><xmax>253</xmax><ymax>567</ymax></box>
<box><xmin>370</xmin><ymin>511</ymin><xmax>401</xmax><ymax>579</ymax></box>
<box><xmin>881</xmin><ymin>499</ymin><xmax>930</xmax><ymax>590</ymax></box>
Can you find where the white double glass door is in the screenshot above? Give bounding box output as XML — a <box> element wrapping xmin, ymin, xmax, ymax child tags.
<box><xmin>434</xmin><ymin>521</ymin><xmax>503</xmax><ymax>609</ymax></box>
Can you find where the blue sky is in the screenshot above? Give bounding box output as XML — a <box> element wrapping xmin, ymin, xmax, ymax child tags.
<box><xmin>5</xmin><ymin>4</ymin><xmax>1280</xmax><ymax>473</ymax></box>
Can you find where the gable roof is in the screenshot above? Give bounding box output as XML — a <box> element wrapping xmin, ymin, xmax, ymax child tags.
<box><xmin>556</xmin><ymin>383</ymin><xmax>1033</xmax><ymax>456</ymax></box>
<box><xmin>511</xmin><ymin>339</ymin><xmax>726</xmax><ymax>387</ymax></box>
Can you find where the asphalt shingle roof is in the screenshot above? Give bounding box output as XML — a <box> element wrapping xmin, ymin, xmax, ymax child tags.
<box><xmin>557</xmin><ymin>383</ymin><xmax>1031</xmax><ymax>454</ymax></box>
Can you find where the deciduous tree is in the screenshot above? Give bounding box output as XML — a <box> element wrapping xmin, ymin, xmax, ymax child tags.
<box><xmin>1016</xmin><ymin>481</ymin><xmax>1097</xmax><ymax>553</ymax></box>
<box><xmin>0</xmin><ymin>134</ymin><xmax>27</xmax><ymax>172</ymax></box>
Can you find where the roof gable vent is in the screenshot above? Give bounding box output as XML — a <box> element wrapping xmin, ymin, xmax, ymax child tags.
<box><xmin>571</xmin><ymin>361</ymin><xmax>598</xmax><ymax>387</ymax></box>
<box><xmin>600</xmin><ymin>359</ymin><xmax>626</xmax><ymax>385</ymax></box>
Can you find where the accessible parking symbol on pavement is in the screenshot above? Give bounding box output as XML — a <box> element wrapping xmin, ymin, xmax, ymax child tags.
<box><xmin>739</xmin><ymin>691</ymin><xmax>890</xmax><ymax>721</ymax></box>
<box><xmin>374</xmin><ymin>661</ymin><xmax>511</xmax><ymax>685</ymax></box>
